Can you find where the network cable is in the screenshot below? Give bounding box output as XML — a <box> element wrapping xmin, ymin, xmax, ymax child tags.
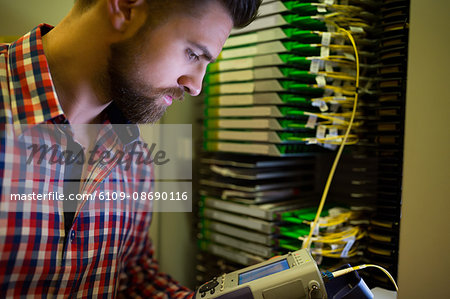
<box><xmin>302</xmin><ymin>27</ymin><xmax>360</xmax><ymax>250</ymax></box>
<box><xmin>323</xmin><ymin>264</ymin><xmax>399</xmax><ymax>292</ymax></box>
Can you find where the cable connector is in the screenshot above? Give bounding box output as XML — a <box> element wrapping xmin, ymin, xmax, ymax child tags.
<box><xmin>321</xmin><ymin>270</ymin><xmax>334</xmax><ymax>283</ymax></box>
<box><xmin>331</xmin><ymin>266</ymin><xmax>358</xmax><ymax>279</ymax></box>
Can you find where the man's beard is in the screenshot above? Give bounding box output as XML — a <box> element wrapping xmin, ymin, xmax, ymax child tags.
<box><xmin>107</xmin><ymin>39</ymin><xmax>184</xmax><ymax>124</ymax></box>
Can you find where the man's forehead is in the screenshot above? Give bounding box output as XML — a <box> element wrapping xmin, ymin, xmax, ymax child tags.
<box><xmin>166</xmin><ymin>3</ymin><xmax>233</xmax><ymax>52</ymax></box>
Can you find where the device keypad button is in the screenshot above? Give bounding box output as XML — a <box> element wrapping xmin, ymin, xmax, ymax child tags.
<box><xmin>199</xmin><ymin>280</ymin><xmax>219</xmax><ymax>293</ymax></box>
<box><xmin>295</xmin><ymin>257</ymin><xmax>304</xmax><ymax>265</ymax></box>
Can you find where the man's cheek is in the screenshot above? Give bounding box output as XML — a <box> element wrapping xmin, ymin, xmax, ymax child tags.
<box><xmin>156</xmin><ymin>63</ymin><xmax>182</xmax><ymax>85</ymax></box>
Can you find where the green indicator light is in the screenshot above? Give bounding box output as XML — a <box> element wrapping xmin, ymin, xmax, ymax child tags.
<box><xmin>287</xmin><ymin>137</ymin><xmax>308</xmax><ymax>141</ymax></box>
<box><xmin>279</xmin><ymin>107</ymin><xmax>307</xmax><ymax>116</ymax></box>
<box><xmin>286</xmin><ymin>123</ymin><xmax>307</xmax><ymax>129</ymax></box>
<box><xmin>283</xmin><ymin>2</ymin><xmax>320</xmax><ymax>16</ymax></box>
<box><xmin>281</xmin><ymin>231</ymin><xmax>302</xmax><ymax>241</ymax></box>
<box><xmin>282</xmin><ymin>208</ymin><xmax>329</xmax><ymax>221</ymax></box>
<box><xmin>280</xmin><ymin>243</ymin><xmax>300</xmax><ymax>251</ymax></box>
<box><xmin>280</xmin><ymin>81</ymin><xmax>309</xmax><ymax>90</ymax></box>
<box><xmin>282</xmin><ymin>54</ymin><xmax>310</xmax><ymax>64</ymax></box>
<box><xmin>283</xmin><ymin>42</ymin><xmax>321</xmax><ymax>56</ymax></box>
<box><xmin>282</xmin><ymin>28</ymin><xmax>322</xmax><ymax>43</ymax></box>
<box><xmin>279</xmin><ymin>93</ymin><xmax>310</xmax><ymax>104</ymax></box>
<box><xmin>278</xmin><ymin>238</ymin><xmax>302</xmax><ymax>251</ymax></box>
<box><xmin>280</xmin><ymin>81</ymin><xmax>324</xmax><ymax>95</ymax></box>
<box><xmin>279</xmin><ymin>226</ymin><xmax>311</xmax><ymax>238</ymax></box>
<box><xmin>280</xmin><ymin>68</ymin><xmax>317</xmax><ymax>82</ymax></box>
<box><xmin>278</xmin><ymin>119</ymin><xmax>309</xmax><ymax>129</ymax></box>
<box><xmin>282</xmin><ymin>217</ymin><xmax>303</xmax><ymax>224</ymax></box>
<box><xmin>283</xmin><ymin>15</ymin><xmax>327</xmax><ymax>31</ymax></box>
<box><xmin>278</xmin><ymin>54</ymin><xmax>311</xmax><ymax>70</ymax></box>
<box><xmin>280</xmin><ymin>67</ymin><xmax>296</xmax><ymax>77</ymax></box>
<box><xmin>278</xmin><ymin>131</ymin><xmax>315</xmax><ymax>141</ymax></box>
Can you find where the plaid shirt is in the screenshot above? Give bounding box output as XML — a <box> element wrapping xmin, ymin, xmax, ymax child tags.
<box><xmin>0</xmin><ymin>24</ymin><xmax>194</xmax><ymax>299</ymax></box>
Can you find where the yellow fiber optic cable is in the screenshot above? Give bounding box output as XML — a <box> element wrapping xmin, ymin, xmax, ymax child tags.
<box><xmin>302</xmin><ymin>27</ymin><xmax>360</xmax><ymax>251</ymax></box>
<box><xmin>303</xmin><ymin>112</ymin><xmax>351</xmax><ymax>124</ymax></box>
<box><xmin>331</xmin><ymin>264</ymin><xmax>399</xmax><ymax>292</ymax></box>
<box><xmin>317</xmin><ymin>72</ymin><xmax>356</xmax><ymax>81</ymax></box>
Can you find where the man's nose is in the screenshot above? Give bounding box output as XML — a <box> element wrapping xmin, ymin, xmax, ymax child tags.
<box><xmin>178</xmin><ymin>70</ymin><xmax>205</xmax><ymax>97</ymax></box>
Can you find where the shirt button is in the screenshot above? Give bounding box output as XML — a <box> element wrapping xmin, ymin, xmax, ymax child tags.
<box><xmin>70</xmin><ymin>230</ymin><xmax>76</xmax><ymax>242</ymax></box>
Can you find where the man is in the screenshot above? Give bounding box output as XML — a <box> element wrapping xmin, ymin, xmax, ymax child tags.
<box><xmin>0</xmin><ymin>0</ymin><xmax>260</xmax><ymax>297</ymax></box>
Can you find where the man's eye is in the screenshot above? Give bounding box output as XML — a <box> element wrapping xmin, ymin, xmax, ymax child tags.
<box><xmin>187</xmin><ymin>49</ymin><xmax>200</xmax><ymax>61</ymax></box>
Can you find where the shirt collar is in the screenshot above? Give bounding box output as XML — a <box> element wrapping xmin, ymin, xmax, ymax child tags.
<box><xmin>8</xmin><ymin>24</ymin><xmax>65</xmax><ymax>126</ymax></box>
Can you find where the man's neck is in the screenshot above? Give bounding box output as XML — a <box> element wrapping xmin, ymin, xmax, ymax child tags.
<box><xmin>42</xmin><ymin>7</ymin><xmax>113</xmax><ymax>125</ymax></box>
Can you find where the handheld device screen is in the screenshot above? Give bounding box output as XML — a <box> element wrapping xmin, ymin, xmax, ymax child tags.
<box><xmin>238</xmin><ymin>259</ymin><xmax>290</xmax><ymax>285</ymax></box>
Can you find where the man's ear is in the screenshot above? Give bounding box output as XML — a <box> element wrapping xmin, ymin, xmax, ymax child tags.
<box><xmin>107</xmin><ymin>0</ymin><xmax>147</xmax><ymax>33</ymax></box>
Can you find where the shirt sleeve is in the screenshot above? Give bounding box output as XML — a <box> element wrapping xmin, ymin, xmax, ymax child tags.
<box><xmin>117</xmin><ymin>211</ymin><xmax>195</xmax><ymax>299</ymax></box>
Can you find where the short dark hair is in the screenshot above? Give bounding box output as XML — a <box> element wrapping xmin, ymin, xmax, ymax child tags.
<box><xmin>216</xmin><ymin>0</ymin><xmax>262</xmax><ymax>28</ymax></box>
<box><xmin>75</xmin><ymin>0</ymin><xmax>261</xmax><ymax>28</ymax></box>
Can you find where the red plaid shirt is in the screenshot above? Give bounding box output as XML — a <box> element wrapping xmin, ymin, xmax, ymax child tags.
<box><xmin>0</xmin><ymin>24</ymin><xmax>194</xmax><ymax>298</ymax></box>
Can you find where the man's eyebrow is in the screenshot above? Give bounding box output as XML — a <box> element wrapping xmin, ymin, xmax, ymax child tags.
<box><xmin>188</xmin><ymin>41</ymin><xmax>216</xmax><ymax>63</ymax></box>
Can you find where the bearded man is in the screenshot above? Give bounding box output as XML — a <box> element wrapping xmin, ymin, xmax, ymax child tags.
<box><xmin>0</xmin><ymin>0</ymin><xmax>260</xmax><ymax>297</ymax></box>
